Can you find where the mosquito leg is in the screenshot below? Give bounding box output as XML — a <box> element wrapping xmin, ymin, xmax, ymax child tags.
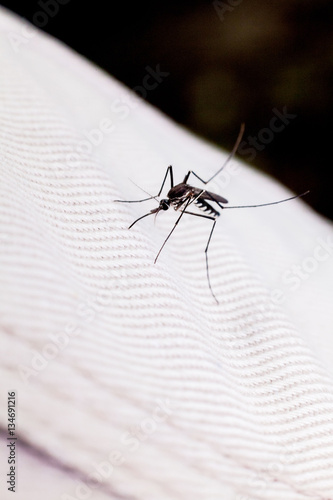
<box><xmin>181</xmin><ymin>210</ymin><xmax>220</xmax><ymax>303</ymax></box>
<box><xmin>182</xmin><ymin>175</ymin><xmax>228</xmax><ymax>211</ymax></box>
<box><xmin>183</xmin><ymin>170</ymin><xmax>207</xmax><ymax>185</ymax></box>
<box><xmin>182</xmin><ymin>170</ymin><xmax>192</xmax><ymax>184</ymax></box>
<box><xmin>115</xmin><ymin>165</ymin><xmax>174</xmax><ymax>203</ymax></box>
<box><xmin>156</xmin><ymin>165</ymin><xmax>174</xmax><ymax>195</ymax></box>
<box><xmin>205</xmin><ymin>219</ymin><xmax>218</xmax><ymax>303</ymax></box>
<box><xmin>167</xmin><ymin>209</ymin><xmax>219</xmax><ymax>302</ymax></box>
<box><xmin>185</xmin><ymin>212</ymin><xmax>220</xmax><ymax>303</ymax></box>
<box><xmin>154</xmin><ymin>197</ymin><xmax>191</xmax><ymax>263</ymax></box>
<box><xmin>183</xmin><ymin>211</ymin><xmax>215</xmax><ymax>220</ymax></box>
<box><xmin>222</xmin><ymin>191</ymin><xmax>310</xmax><ymax>210</ymax></box>
<box><xmin>183</xmin><ymin>123</ymin><xmax>245</xmax><ymax>186</ymax></box>
<box><xmin>205</xmin><ymin>123</ymin><xmax>245</xmax><ymax>184</ymax></box>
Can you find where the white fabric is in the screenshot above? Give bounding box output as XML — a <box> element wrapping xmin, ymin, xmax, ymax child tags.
<box><xmin>1</xmin><ymin>7</ymin><xmax>333</xmax><ymax>500</ymax></box>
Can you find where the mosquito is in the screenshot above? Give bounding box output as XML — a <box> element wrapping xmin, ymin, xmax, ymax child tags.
<box><xmin>115</xmin><ymin>124</ymin><xmax>309</xmax><ymax>303</ymax></box>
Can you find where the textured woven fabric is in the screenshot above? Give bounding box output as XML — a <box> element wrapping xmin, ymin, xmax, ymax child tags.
<box><xmin>1</xmin><ymin>7</ymin><xmax>333</xmax><ymax>500</ymax></box>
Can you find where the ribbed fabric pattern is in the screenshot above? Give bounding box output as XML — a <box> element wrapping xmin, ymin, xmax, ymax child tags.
<box><xmin>1</xmin><ymin>7</ymin><xmax>333</xmax><ymax>500</ymax></box>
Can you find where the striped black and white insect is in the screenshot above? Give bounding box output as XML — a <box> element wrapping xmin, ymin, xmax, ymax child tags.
<box><xmin>115</xmin><ymin>125</ymin><xmax>308</xmax><ymax>303</ymax></box>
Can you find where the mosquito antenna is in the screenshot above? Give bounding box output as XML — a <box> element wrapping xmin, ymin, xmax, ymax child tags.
<box><xmin>223</xmin><ymin>191</ymin><xmax>309</xmax><ymax>210</ymax></box>
<box><xmin>206</xmin><ymin>122</ymin><xmax>245</xmax><ymax>185</ymax></box>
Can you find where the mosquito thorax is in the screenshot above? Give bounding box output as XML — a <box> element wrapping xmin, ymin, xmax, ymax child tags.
<box><xmin>160</xmin><ymin>199</ymin><xmax>170</xmax><ymax>211</ymax></box>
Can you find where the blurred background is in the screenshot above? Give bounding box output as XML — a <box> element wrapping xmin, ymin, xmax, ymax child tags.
<box><xmin>2</xmin><ymin>0</ymin><xmax>333</xmax><ymax>219</ymax></box>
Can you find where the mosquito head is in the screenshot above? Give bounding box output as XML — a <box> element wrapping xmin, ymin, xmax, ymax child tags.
<box><xmin>159</xmin><ymin>199</ymin><xmax>170</xmax><ymax>211</ymax></box>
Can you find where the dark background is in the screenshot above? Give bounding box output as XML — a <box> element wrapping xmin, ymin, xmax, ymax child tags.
<box><xmin>2</xmin><ymin>0</ymin><xmax>333</xmax><ymax>220</ymax></box>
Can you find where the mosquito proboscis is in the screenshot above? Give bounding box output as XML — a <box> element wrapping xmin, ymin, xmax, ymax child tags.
<box><xmin>115</xmin><ymin>124</ymin><xmax>309</xmax><ymax>303</ymax></box>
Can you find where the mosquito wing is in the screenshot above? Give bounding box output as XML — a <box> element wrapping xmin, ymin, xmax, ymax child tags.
<box><xmin>193</xmin><ymin>188</ymin><xmax>228</xmax><ymax>204</ymax></box>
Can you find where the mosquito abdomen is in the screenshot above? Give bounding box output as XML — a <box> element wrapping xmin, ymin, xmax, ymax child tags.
<box><xmin>195</xmin><ymin>199</ymin><xmax>220</xmax><ymax>217</ymax></box>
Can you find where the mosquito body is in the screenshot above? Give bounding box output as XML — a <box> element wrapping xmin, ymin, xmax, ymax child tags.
<box><xmin>115</xmin><ymin>124</ymin><xmax>308</xmax><ymax>303</ymax></box>
<box><xmin>159</xmin><ymin>180</ymin><xmax>225</xmax><ymax>218</ymax></box>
